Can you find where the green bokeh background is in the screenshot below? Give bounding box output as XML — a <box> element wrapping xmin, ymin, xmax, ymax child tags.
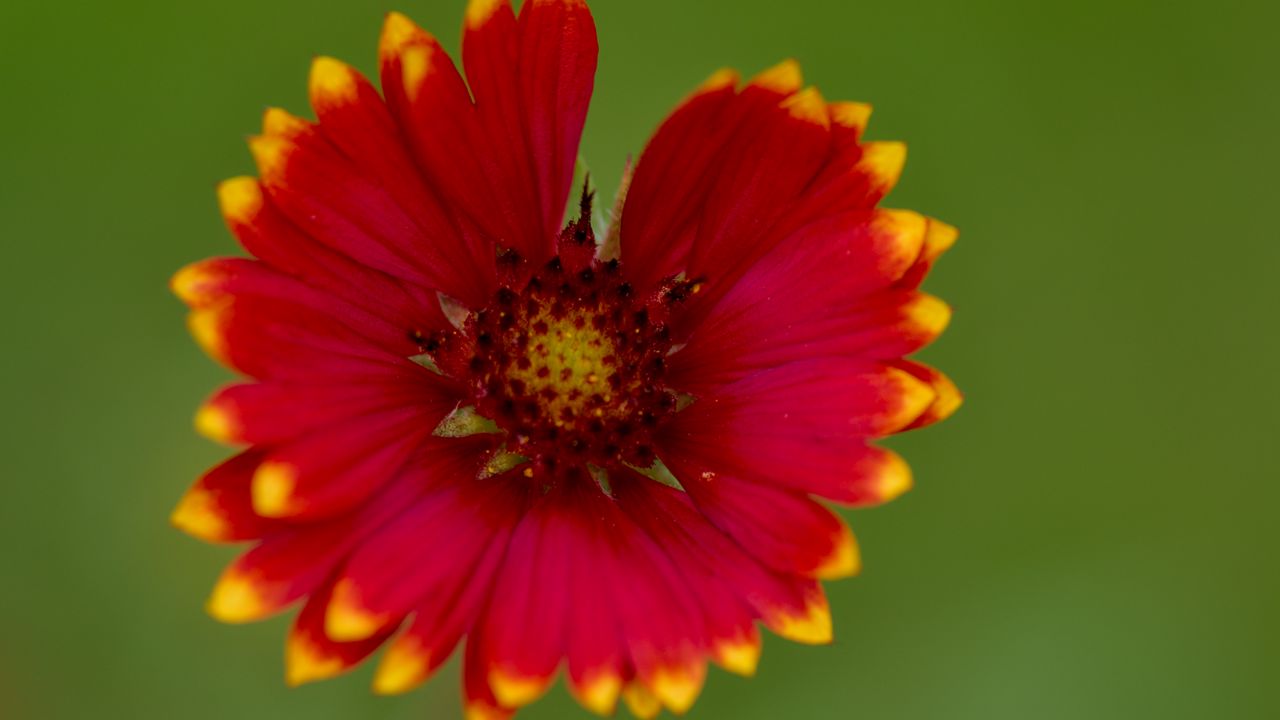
<box><xmin>2</xmin><ymin>0</ymin><xmax>1277</xmax><ymax>717</ymax></box>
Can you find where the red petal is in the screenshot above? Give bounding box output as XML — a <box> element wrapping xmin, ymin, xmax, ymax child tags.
<box><xmin>474</xmin><ymin>487</ymin><xmax>574</xmax><ymax>708</ymax></box>
<box><xmin>372</xmin><ymin>530</ymin><xmax>510</xmax><ymax>696</ymax></box>
<box><xmin>196</xmin><ymin>376</ymin><xmax>442</xmax><ymax>447</ymax></box>
<box><xmin>203</xmin><ymin>451</ymin><xmax>464</xmax><ymax>624</ymax></box>
<box><xmin>171</xmin><ymin>450</ymin><xmax>274</xmax><ymax>543</ymax></box>
<box><xmin>682</xmin><ymin>468</ymin><xmax>860</xmax><ymax>580</ymax></box>
<box><xmin>619</xmin><ymin>69</ymin><xmax>741</xmax><ymax>293</ymax></box>
<box><xmin>515</xmin><ymin>0</ymin><xmax>598</xmax><ymax>245</ymax></box>
<box><xmin>250</xmin><ymin>409</ymin><xmax>446</xmax><ymax>521</ymax></box>
<box><xmin>324</xmin><ymin>469</ymin><xmax>520</xmax><ymax>644</ymax></box>
<box><xmin>284</xmin><ymin>580</ymin><xmax>401</xmax><ymax>687</ymax></box>
<box><xmin>214</xmin><ymin>177</ymin><xmax>447</xmax><ymax>339</ymax></box>
<box><xmin>248</xmin><ymin>111</ymin><xmax>484</xmax><ymax>306</ymax></box>
<box><xmin>894</xmin><ymin>360</ymin><xmax>963</xmax><ymax>431</ymax></box>
<box><xmin>660</xmin><ymin>360</ymin><xmax>931</xmax><ymax>503</ymax></box>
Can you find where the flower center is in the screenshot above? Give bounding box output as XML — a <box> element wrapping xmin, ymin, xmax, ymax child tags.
<box><xmin>465</xmin><ymin>256</ymin><xmax>676</xmax><ymax>472</ymax></box>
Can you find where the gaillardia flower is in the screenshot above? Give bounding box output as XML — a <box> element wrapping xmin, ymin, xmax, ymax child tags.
<box><xmin>172</xmin><ymin>1</ymin><xmax>959</xmax><ymax>717</ymax></box>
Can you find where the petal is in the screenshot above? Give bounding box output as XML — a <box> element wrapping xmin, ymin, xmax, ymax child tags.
<box><xmin>214</xmin><ymin>177</ymin><xmax>447</xmax><ymax>339</ymax></box>
<box><xmin>458</xmin><ymin>1</ymin><xmax>549</xmax><ymax>262</ymax></box>
<box><xmin>660</xmin><ymin>360</ymin><xmax>929</xmax><ymax>503</ymax></box>
<box><xmin>667</xmin><ymin>209</ymin><xmax>931</xmax><ymax>389</ymax></box>
<box><xmin>324</xmin><ymin>468</ymin><xmax>519</xmax><ymax>643</ymax></box>
<box><xmin>248</xmin><ymin>111</ymin><xmax>484</xmax><ymax>305</ymax></box>
<box><xmin>619</xmin><ymin>68</ymin><xmax>741</xmax><ymax>293</ymax></box>
<box><xmin>894</xmin><ymin>360</ymin><xmax>963</xmax><ymax>431</ymax></box>
<box><xmin>309</xmin><ymin>54</ymin><xmax>498</xmax><ymax>302</ymax></box>
<box><xmin>171</xmin><ymin>450</ymin><xmax>273</xmax><ymax>543</ymax></box>
<box><xmin>372</xmin><ymin>533</ymin><xmax>510</xmax><ymax>695</ymax></box>
<box><xmin>474</xmin><ymin>487</ymin><xmax>573</xmax><ymax>708</ymax></box>
<box><xmin>204</xmin><ymin>457</ymin><xmax>454</xmax><ymax>624</ymax></box>
<box><xmin>898</xmin><ymin>216</ymin><xmax>959</xmax><ymax>290</ymax></box>
<box><xmin>285</xmin><ymin>580</ymin><xmax>401</xmax><ymax>687</ymax></box>
<box><xmin>683</xmin><ymin>468</ymin><xmax>861</xmax><ymax>580</ymax></box>
<box><xmin>516</xmin><ymin>0</ymin><xmax>599</xmax><ymax>244</ymax></box>
<box><xmin>196</xmin><ymin>376</ymin><xmax>443</xmax><ymax>447</ymax></box>
<box><xmin>612</xmin><ymin>473</ymin><xmax>833</xmax><ymax>646</ymax></box>
<box><xmin>250</xmin><ymin>409</ymin><xmax>446</xmax><ymax>520</ymax></box>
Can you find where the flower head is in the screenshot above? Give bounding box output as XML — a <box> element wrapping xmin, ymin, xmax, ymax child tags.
<box><xmin>173</xmin><ymin>1</ymin><xmax>960</xmax><ymax>717</ymax></box>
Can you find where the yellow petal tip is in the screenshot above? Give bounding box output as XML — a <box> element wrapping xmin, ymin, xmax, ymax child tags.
<box><xmin>382</xmin><ymin>11</ymin><xmax>427</xmax><ymax>59</ymax></box>
<box><xmin>752</xmin><ymin>58</ymin><xmax>802</xmax><ymax>93</ymax></box>
<box><xmin>876</xmin><ymin>450</ymin><xmax>914</xmax><ymax>502</ymax></box>
<box><xmin>713</xmin><ymin>635</ymin><xmax>761</xmax><ymax>677</ymax></box>
<box><xmin>650</xmin><ymin>664</ymin><xmax>704</xmax><ymax>714</ymax></box>
<box><xmin>216</xmin><ymin>177</ymin><xmax>263</xmax><ymax>225</ymax></box>
<box><xmin>772</xmin><ymin>596</ymin><xmax>833</xmax><ymax>645</ymax></box>
<box><xmin>309</xmin><ymin>56</ymin><xmax>358</xmax><ymax>108</ymax></box>
<box><xmin>170</xmin><ymin>488</ymin><xmax>228</xmax><ymax>542</ymax></box>
<box><xmin>622</xmin><ymin>682</ymin><xmax>661</xmax><ymax>720</ymax></box>
<box><xmin>781</xmin><ymin>87</ymin><xmax>829</xmax><ymax>126</ymax></box>
<box><xmin>194</xmin><ymin>402</ymin><xmax>237</xmax><ymax>444</ymax></box>
<box><xmin>206</xmin><ymin>571</ymin><xmax>268</xmax><ymax>624</ymax></box>
<box><xmin>285</xmin><ymin>634</ymin><xmax>344</xmax><ymax>687</ymax></box>
<box><xmin>465</xmin><ymin>0</ymin><xmax>506</xmax><ymax>29</ymax></box>
<box><xmin>814</xmin><ymin>522</ymin><xmax>861</xmax><ymax>580</ymax></box>
<box><xmin>699</xmin><ymin>67</ymin><xmax>740</xmax><ymax>92</ymax></box>
<box><xmin>373</xmin><ymin>641</ymin><xmax>431</xmax><ymax>695</ymax></box>
<box><xmin>251</xmin><ymin>461</ymin><xmax>297</xmax><ymax>518</ymax></box>
<box><xmin>831</xmin><ymin>101</ymin><xmax>873</xmax><ymax>132</ymax></box>
<box><xmin>490</xmin><ymin>667</ymin><xmax>551</xmax><ymax>708</ymax></box>
<box><xmin>325</xmin><ymin>580</ymin><xmax>386</xmax><ymax>643</ymax></box>
<box><xmin>571</xmin><ymin>671</ymin><xmax>622</xmax><ymax>715</ymax></box>
<box><xmin>860</xmin><ymin>141</ymin><xmax>908</xmax><ymax>193</ymax></box>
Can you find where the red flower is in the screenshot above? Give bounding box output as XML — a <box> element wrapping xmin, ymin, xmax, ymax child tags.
<box><xmin>172</xmin><ymin>1</ymin><xmax>960</xmax><ymax>717</ymax></box>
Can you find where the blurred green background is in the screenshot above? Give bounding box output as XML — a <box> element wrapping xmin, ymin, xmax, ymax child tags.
<box><xmin>2</xmin><ymin>0</ymin><xmax>1277</xmax><ymax>717</ymax></box>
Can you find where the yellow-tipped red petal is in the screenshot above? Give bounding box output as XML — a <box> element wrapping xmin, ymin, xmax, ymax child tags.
<box><xmin>751</xmin><ymin>58</ymin><xmax>802</xmax><ymax>93</ymax></box>
<box><xmin>859</xmin><ymin>140</ymin><xmax>908</xmax><ymax>195</ymax></box>
<box><xmin>905</xmin><ymin>293</ymin><xmax>953</xmax><ymax>339</ymax></box>
<box><xmin>873</xmin><ymin>209</ymin><xmax>929</xmax><ymax>276</ymax></box>
<box><xmin>781</xmin><ymin>86</ymin><xmax>831</xmax><ymax>127</ymax></box>
<box><xmin>649</xmin><ymin>663</ymin><xmax>705</xmax><ymax>714</ymax></box>
<box><xmin>170</xmin><ymin>261</ymin><xmax>224</xmax><ymax>308</ymax></box>
<box><xmin>875</xmin><ymin>449</ymin><xmax>914</xmax><ymax>503</ymax></box>
<box><xmin>250</xmin><ymin>461</ymin><xmax>298</xmax><ymax>518</ymax></box>
<box><xmin>194</xmin><ymin>402</ymin><xmax>238</xmax><ymax>444</ymax></box>
<box><xmin>569</xmin><ymin>669</ymin><xmax>623</xmax><ymax>716</ymax></box>
<box><xmin>465</xmin><ymin>0</ymin><xmax>507</xmax><ymax>29</ymax></box>
<box><xmin>622</xmin><ymin>681</ymin><xmax>661</xmax><ymax>720</ymax></box>
<box><xmin>325</xmin><ymin>579</ymin><xmax>389</xmax><ymax>643</ymax></box>
<box><xmin>187</xmin><ymin>306</ymin><xmax>231</xmax><ymax>365</ymax></box>
<box><xmin>400</xmin><ymin>44</ymin><xmax>434</xmax><ymax>103</ymax></box>
<box><xmin>170</xmin><ymin>486</ymin><xmax>229</xmax><ymax>542</ymax></box>
<box><xmin>884</xmin><ymin>365</ymin><xmax>939</xmax><ymax>432</ymax></box>
<box><xmin>813</xmin><ymin>521</ymin><xmax>862</xmax><ymax>580</ymax></box>
<box><xmin>830</xmin><ymin>100</ymin><xmax>873</xmax><ymax>133</ymax></box>
<box><xmin>923</xmin><ymin>217</ymin><xmax>959</xmax><ymax>262</ymax></box>
<box><xmin>464</xmin><ymin>704</ymin><xmax>512</xmax><ymax>720</ymax></box>
<box><xmin>712</xmin><ymin>631</ymin><xmax>762</xmax><ymax>677</ymax></box>
<box><xmin>247</xmin><ymin>134</ymin><xmax>292</xmax><ymax>186</ymax></box>
<box><xmin>373</xmin><ymin>636</ymin><xmax>433</xmax><ymax>696</ymax></box>
<box><xmin>261</xmin><ymin>107</ymin><xmax>309</xmax><ymax>139</ymax></box>
<box><xmin>698</xmin><ymin>67</ymin><xmax>740</xmax><ymax>93</ymax></box>
<box><xmin>768</xmin><ymin>592</ymin><xmax>834</xmax><ymax>645</ymax></box>
<box><xmin>216</xmin><ymin>176</ymin><xmax>263</xmax><ymax>226</ymax></box>
<box><xmin>285</xmin><ymin>632</ymin><xmax>346</xmax><ymax>687</ymax></box>
<box><xmin>206</xmin><ymin>568</ymin><xmax>270</xmax><ymax>624</ymax></box>
<box><xmin>380</xmin><ymin>11</ymin><xmax>429</xmax><ymax>61</ymax></box>
<box><xmin>309</xmin><ymin>56</ymin><xmax>360</xmax><ymax>111</ymax></box>
<box><xmin>489</xmin><ymin>667</ymin><xmax>554</xmax><ymax>708</ymax></box>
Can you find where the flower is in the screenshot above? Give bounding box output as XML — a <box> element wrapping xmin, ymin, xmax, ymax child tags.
<box><xmin>171</xmin><ymin>1</ymin><xmax>960</xmax><ymax>717</ymax></box>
